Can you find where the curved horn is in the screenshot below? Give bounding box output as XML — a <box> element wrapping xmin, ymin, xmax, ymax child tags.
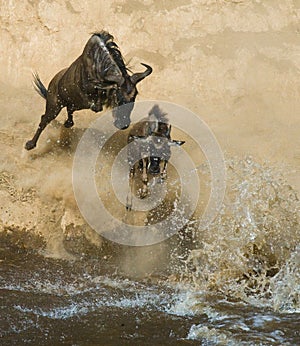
<box><xmin>130</xmin><ymin>63</ymin><xmax>152</xmax><ymax>85</ymax></box>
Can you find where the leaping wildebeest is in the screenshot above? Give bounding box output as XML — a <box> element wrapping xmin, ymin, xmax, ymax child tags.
<box><xmin>126</xmin><ymin>105</ymin><xmax>185</xmax><ymax>211</ymax></box>
<box><xmin>25</xmin><ymin>31</ymin><xmax>152</xmax><ymax>150</ymax></box>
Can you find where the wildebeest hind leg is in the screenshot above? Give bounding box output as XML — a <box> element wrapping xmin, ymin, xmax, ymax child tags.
<box><xmin>64</xmin><ymin>108</ymin><xmax>74</xmax><ymax>128</ymax></box>
<box><xmin>139</xmin><ymin>158</ymin><xmax>149</xmax><ymax>198</ymax></box>
<box><xmin>160</xmin><ymin>160</ymin><xmax>168</xmax><ymax>181</ymax></box>
<box><xmin>126</xmin><ymin>166</ymin><xmax>135</xmax><ymax>211</ymax></box>
<box><xmin>25</xmin><ymin>106</ymin><xmax>62</xmax><ymax>150</ymax></box>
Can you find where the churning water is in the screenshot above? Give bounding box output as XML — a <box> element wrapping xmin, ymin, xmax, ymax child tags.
<box><xmin>1</xmin><ymin>156</ymin><xmax>299</xmax><ymax>345</ymax></box>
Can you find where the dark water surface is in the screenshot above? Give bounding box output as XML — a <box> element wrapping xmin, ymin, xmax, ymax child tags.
<box><xmin>1</xmin><ymin>233</ymin><xmax>299</xmax><ymax>346</ymax></box>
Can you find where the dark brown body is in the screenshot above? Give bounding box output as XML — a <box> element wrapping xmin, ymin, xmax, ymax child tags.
<box><xmin>25</xmin><ymin>31</ymin><xmax>152</xmax><ymax>150</ymax></box>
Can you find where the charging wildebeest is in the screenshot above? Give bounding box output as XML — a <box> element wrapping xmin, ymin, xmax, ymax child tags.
<box><xmin>25</xmin><ymin>31</ymin><xmax>152</xmax><ymax>150</ymax></box>
<box><xmin>126</xmin><ymin>105</ymin><xmax>185</xmax><ymax>211</ymax></box>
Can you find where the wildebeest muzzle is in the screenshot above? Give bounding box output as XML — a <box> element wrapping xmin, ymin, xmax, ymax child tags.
<box><xmin>113</xmin><ymin>102</ymin><xmax>134</xmax><ymax>130</ymax></box>
<box><xmin>148</xmin><ymin>157</ymin><xmax>161</xmax><ymax>175</ymax></box>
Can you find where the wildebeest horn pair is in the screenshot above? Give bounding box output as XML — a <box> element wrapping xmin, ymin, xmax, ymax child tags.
<box><xmin>130</xmin><ymin>63</ymin><xmax>153</xmax><ymax>85</ymax></box>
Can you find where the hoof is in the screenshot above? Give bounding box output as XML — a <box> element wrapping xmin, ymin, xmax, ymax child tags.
<box><xmin>64</xmin><ymin>119</ymin><xmax>74</xmax><ymax>128</ymax></box>
<box><xmin>160</xmin><ymin>173</ymin><xmax>167</xmax><ymax>181</ymax></box>
<box><xmin>25</xmin><ymin>140</ymin><xmax>36</xmax><ymax>150</ymax></box>
<box><xmin>138</xmin><ymin>189</ymin><xmax>149</xmax><ymax>199</ymax></box>
<box><xmin>90</xmin><ymin>103</ymin><xmax>103</xmax><ymax>113</ymax></box>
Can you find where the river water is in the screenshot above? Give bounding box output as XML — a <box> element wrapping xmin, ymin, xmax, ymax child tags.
<box><xmin>1</xmin><ymin>156</ymin><xmax>300</xmax><ymax>345</ymax></box>
<box><xmin>1</xmin><ymin>215</ymin><xmax>299</xmax><ymax>345</ymax></box>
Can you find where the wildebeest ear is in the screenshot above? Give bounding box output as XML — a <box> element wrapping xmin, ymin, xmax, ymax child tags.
<box><xmin>168</xmin><ymin>140</ymin><xmax>185</xmax><ymax>146</ymax></box>
<box><xmin>132</xmin><ymin>135</ymin><xmax>148</xmax><ymax>142</ymax></box>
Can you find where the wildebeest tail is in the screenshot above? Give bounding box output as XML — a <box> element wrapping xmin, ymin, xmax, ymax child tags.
<box><xmin>32</xmin><ymin>72</ymin><xmax>47</xmax><ymax>99</ymax></box>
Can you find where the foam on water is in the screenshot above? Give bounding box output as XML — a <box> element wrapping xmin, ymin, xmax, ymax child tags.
<box><xmin>186</xmin><ymin>323</ymin><xmax>290</xmax><ymax>345</ymax></box>
<box><xmin>183</xmin><ymin>157</ymin><xmax>300</xmax><ymax>313</ymax></box>
<box><xmin>187</xmin><ymin>325</ymin><xmax>239</xmax><ymax>345</ymax></box>
<box><xmin>3</xmin><ymin>274</ymin><xmax>175</xmax><ymax>320</ymax></box>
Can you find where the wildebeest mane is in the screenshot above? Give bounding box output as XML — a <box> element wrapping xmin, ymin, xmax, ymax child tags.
<box><xmin>92</xmin><ymin>31</ymin><xmax>129</xmax><ymax>77</ymax></box>
<box><xmin>91</xmin><ymin>31</ymin><xmax>131</xmax><ymax>110</ymax></box>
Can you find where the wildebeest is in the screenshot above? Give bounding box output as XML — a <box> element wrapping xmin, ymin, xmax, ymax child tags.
<box><xmin>25</xmin><ymin>31</ymin><xmax>152</xmax><ymax>150</ymax></box>
<box><xmin>126</xmin><ymin>105</ymin><xmax>185</xmax><ymax>211</ymax></box>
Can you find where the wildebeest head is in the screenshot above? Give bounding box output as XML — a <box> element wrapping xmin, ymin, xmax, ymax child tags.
<box><xmin>147</xmin><ymin>124</ymin><xmax>185</xmax><ymax>175</ymax></box>
<box><xmin>148</xmin><ymin>105</ymin><xmax>185</xmax><ymax>174</ymax></box>
<box><xmin>126</xmin><ymin>105</ymin><xmax>185</xmax><ymax>210</ymax></box>
<box><xmin>86</xmin><ymin>32</ymin><xmax>152</xmax><ymax>130</ymax></box>
<box><xmin>111</xmin><ymin>63</ymin><xmax>152</xmax><ymax>130</ymax></box>
<box><xmin>130</xmin><ymin>105</ymin><xmax>185</xmax><ymax>175</ymax></box>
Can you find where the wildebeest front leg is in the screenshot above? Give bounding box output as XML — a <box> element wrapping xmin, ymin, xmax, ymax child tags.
<box><xmin>126</xmin><ymin>166</ymin><xmax>135</xmax><ymax>211</ymax></box>
<box><xmin>64</xmin><ymin>107</ymin><xmax>74</xmax><ymax>128</ymax></box>
<box><xmin>25</xmin><ymin>105</ymin><xmax>62</xmax><ymax>150</ymax></box>
<box><xmin>90</xmin><ymin>89</ymin><xmax>104</xmax><ymax>113</ymax></box>
<box><xmin>90</xmin><ymin>99</ymin><xmax>103</xmax><ymax>113</ymax></box>
<box><xmin>140</xmin><ymin>158</ymin><xmax>149</xmax><ymax>199</ymax></box>
<box><xmin>161</xmin><ymin>160</ymin><xmax>168</xmax><ymax>181</ymax></box>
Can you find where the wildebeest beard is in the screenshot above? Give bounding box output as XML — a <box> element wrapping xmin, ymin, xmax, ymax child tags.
<box><xmin>25</xmin><ymin>31</ymin><xmax>152</xmax><ymax>150</ymax></box>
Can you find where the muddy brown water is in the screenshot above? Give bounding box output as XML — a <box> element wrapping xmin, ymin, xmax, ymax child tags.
<box><xmin>1</xmin><ymin>223</ymin><xmax>300</xmax><ymax>345</ymax></box>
